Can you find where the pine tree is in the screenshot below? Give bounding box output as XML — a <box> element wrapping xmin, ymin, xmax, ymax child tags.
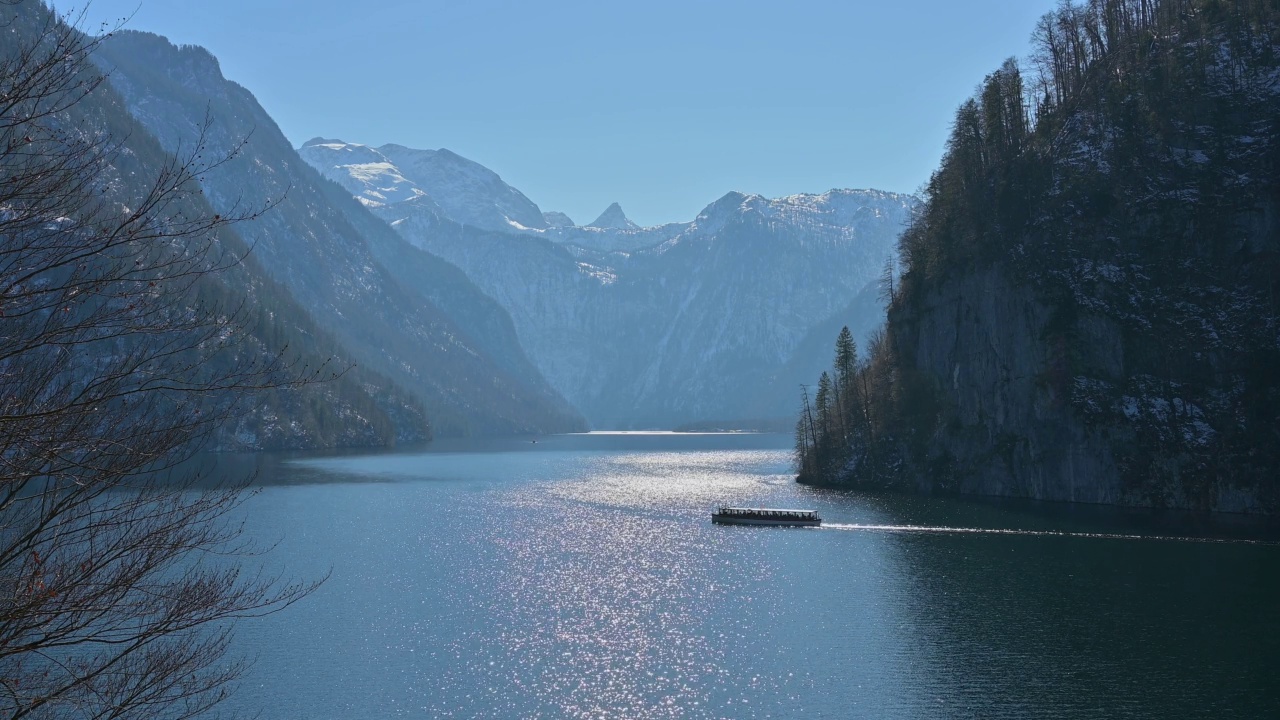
<box><xmin>815</xmin><ymin>371</ymin><xmax>835</xmax><ymax>474</ymax></box>
<box><xmin>794</xmin><ymin>385</ymin><xmax>818</xmax><ymax>479</ymax></box>
<box><xmin>879</xmin><ymin>256</ymin><xmax>897</xmax><ymax>305</ymax></box>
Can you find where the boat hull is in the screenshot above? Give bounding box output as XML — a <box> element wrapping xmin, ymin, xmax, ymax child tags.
<box><xmin>711</xmin><ymin>514</ymin><xmax>821</xmax><ymax>527</ymax></box>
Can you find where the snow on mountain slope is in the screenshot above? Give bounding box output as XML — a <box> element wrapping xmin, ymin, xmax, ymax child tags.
<box><xmin>297</xmin><ymin>138</ymin><xmax>429</xmax><ymax>208</ymax></box>
<box><xmin>376</xmin><ymin>144</ymin><xmax>548</xmax><ymax>232</ymax></box>
<box><xmin>300</xmin><ymin>141</ymin><xmax>696</xmax><ymax>252</ymax></box>
<box><xmin>299</xmin><ymin>139</ymin><xmax>548</xmax><ymax>233</ymax></box>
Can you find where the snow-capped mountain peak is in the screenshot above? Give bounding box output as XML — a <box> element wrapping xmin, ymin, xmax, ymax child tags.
<box><xmin>297</xmin><ymin>138</ymin><xmax>425</xmax><ymax>208</ymax></box>
<box><xmin>586</xmin><ymin>202</ymin><xmax>638</xmax><ymax>230</ymax></box>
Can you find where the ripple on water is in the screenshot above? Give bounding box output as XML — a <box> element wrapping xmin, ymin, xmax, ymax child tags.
<box><xmin>226</xmin><ymin>436</ymin><xmax>1280</xmax><ymax>720</ymax></box>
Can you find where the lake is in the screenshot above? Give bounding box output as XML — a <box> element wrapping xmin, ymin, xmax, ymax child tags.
<box><xmin>223</xmin><ymin>432</ymin><xmax>1280</xmax><ymax>719</ymax></box>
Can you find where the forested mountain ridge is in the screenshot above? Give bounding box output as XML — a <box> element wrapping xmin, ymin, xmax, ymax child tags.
<box><xmin>95</xmin><ymin>31</ymin><xmax>586</xmax><ymax>436</ymax></box>
<box><xmin>797</xmin><ymin>0</ymin><xmax>1280</xmax><ymax>512</ymax></box>
<box><xmin>302</xmin><ymin>140</ymin><xmax>918</xmax><ymax>427</ymax></box>
<box><xmin>1</xmin><ymin>3</ymin><xmax>430</xmax><ymax>450</ymax></box>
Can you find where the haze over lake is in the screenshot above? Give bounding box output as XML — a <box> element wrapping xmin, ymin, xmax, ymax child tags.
<box><xmin>225</xmin><ymin>433</ymin><xmax>1280</xmax><ymax>719</ymax></box>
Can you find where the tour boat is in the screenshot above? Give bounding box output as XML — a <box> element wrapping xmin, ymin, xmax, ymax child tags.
<box><xmin>711</xmin><ymin>507</ymin><xmax>822</xmax><ymax>527</ymax></box>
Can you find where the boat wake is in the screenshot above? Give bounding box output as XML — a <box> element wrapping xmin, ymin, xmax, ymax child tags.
<box><xmin>819</xmin><ymin>523</ymin><xmax>1280</xmax><ymax>546</ymax></box>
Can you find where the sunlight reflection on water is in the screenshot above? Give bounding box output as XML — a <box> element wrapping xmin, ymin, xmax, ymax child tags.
<box><xmin>423</xmin><ymin>447</ymin><xmax>813</xmax><ymax>718</ymax></box>
<box><xmin>542</xmin><ymin>450</ymin><xmax>794</xmax><ymax>511</ymax></box>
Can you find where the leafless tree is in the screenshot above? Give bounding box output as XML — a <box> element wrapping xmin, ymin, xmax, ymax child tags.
<box><xmin>0</xmin><ymin>3</ymin><xmax>324</xmax><ymax>718</ymax></box>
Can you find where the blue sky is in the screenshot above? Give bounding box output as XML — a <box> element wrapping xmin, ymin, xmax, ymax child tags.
<box><xmin>87</xmin><ymin>0</ymin><xmax>1061</xmax><ymax>226</ymax></box>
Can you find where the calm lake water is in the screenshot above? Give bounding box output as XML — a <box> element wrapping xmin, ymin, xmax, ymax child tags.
<box><xmin>223</xmin><ymin>432</ymin><xmax>1280</xmax><ymax>719</ymax></box>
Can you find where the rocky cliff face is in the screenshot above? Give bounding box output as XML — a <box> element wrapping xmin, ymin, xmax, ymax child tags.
<box><xmin>97</xmin><ymin>32</ymin><xmax>584</xmax><ymax>436</ymax></box>
<box><xmin>892</xmin><ymin>241</ymin><xmax>1278</xmax><ymax>513</ymax></box>
<box><xmin>892</xmin><ymin>267</ymin><xmax>1126</xmax><ymax>504</ymax></box>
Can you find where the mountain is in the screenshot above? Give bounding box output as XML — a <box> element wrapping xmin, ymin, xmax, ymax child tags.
<box><xmin>586</xmin><ymin>202</ymin><xmax>639</xmax><ymax>230</ymax></box>
<box><xmin>299</xmin><ymin>139</ymin><xmax>548</xmax><ymax>233</ymax></box>
<box><xmin>96</xmin><ymin>32</ymin><xmax>585</xmax><ymax>437</ymax></box>
<box><xmin>296</xmin><ymin>138</ymin><xmax>429</xmax><ymax>208</ymax></box>
<box><xmin>542</xmin><ymin>211</ymin><xmax>576</xmax><ymax>227</ymax></box>
<box><xmin>0</xmin><ymin>6</ymin><xmax>436</xmax><ymax>451</ymax></box>
<box><xmin>314</xmin><ymin>149</ymin><xmax>917</xmax><ymax>426</ymax></box>
<box><xmin>795</xmin><ymin>0</ymin><xmax>1280</xmax><ymax>513</ymax></box>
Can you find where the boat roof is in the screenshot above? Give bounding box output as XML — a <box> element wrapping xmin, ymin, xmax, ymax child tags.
<box><xmin>717</xmin><ymin>507</ymin><xmax>817</xmax><ymax>513</ymax></box>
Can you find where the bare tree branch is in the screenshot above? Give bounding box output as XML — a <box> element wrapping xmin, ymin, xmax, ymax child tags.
<box><xmin>0</xmin><ymin>4</ymin><xmax>324</xmax><ymax>718</ymax></box>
